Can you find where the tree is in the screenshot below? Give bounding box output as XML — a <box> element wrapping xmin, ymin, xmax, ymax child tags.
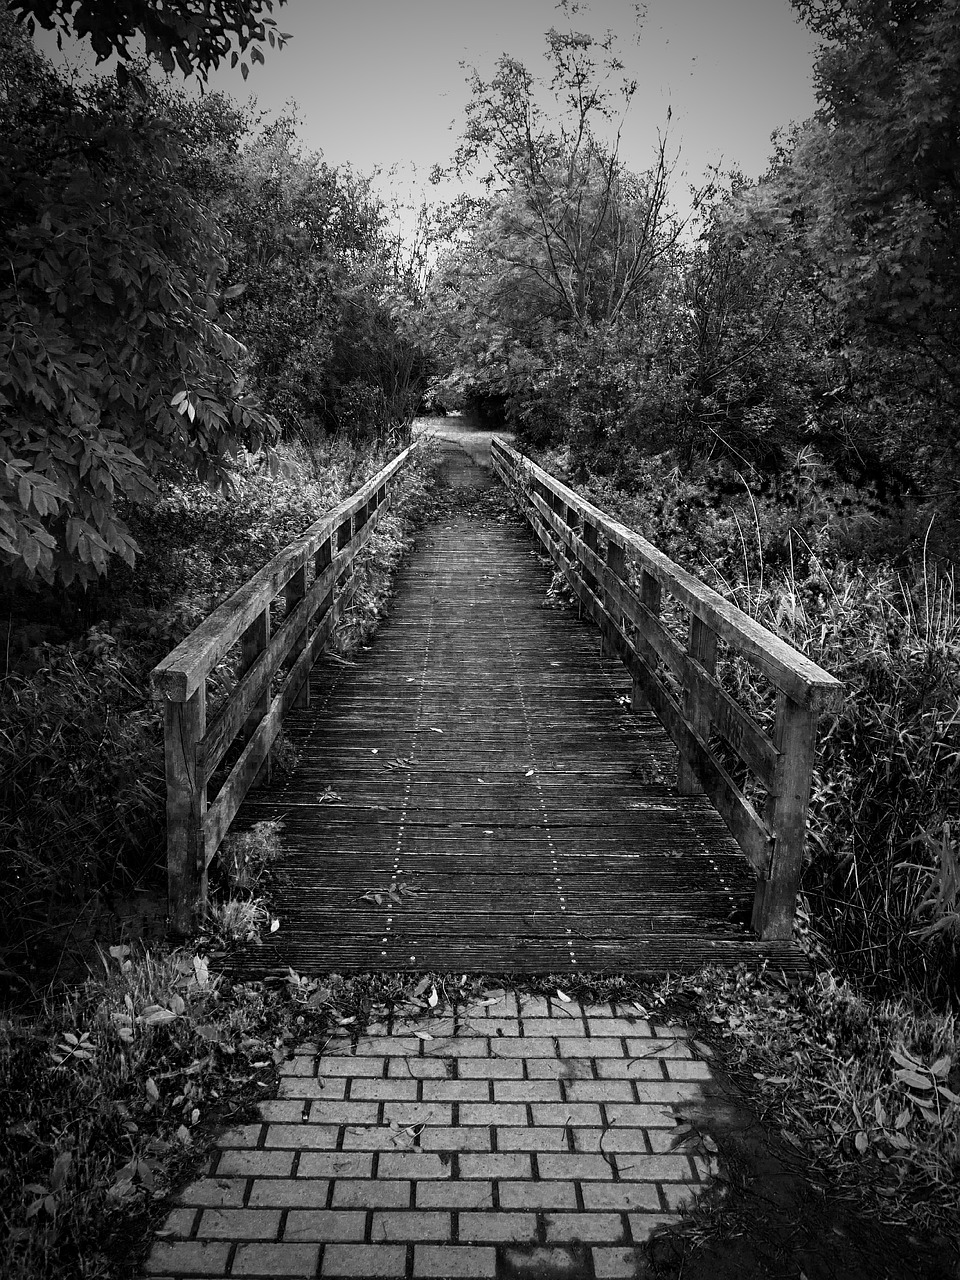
<box><xmin>8</xmin><ymin>0</ymin><xmax>290</xmax><ymax>81</ymax></box>
<box><xmin>0</xmin><ymin>17</ymin><xmax>278</xmax><ymax>585</ymax></box>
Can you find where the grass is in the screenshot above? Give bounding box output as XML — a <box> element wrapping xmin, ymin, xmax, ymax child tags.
<box><xmin>0</xmin><ymin>432</ymin><xmax>446</xmax><ymax>991</ymax></box>
<box><xmin>535</xmin><ymin>445</ymin><xmax>960</xmax><ymax>1008</ymax></box>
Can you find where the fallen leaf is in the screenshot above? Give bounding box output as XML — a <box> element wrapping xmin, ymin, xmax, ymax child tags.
<box><xmin>414</xmin><ymin>1031</ymin><xmax>433</xmax><ymax>1040</ymax></box>
<box><xmin>427</xmin><ymin>986</ymin><xmax>439</xmax><ymax>1008</ymax></box>
<box><xmin>555</xmin><ymin>989</ymin><xmax>571</xmax><ymax>1003</ymax></box>
<box><xmin>429</xmin><ymin>727</ymin><xmax>444</xmax><ymax>734</ymax></box>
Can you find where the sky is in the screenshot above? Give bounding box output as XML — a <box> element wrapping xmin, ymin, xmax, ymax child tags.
<box><xmin>33</xmin><ymin>0</ymin><xmax>821</xmax><ymax>228</ymax></box>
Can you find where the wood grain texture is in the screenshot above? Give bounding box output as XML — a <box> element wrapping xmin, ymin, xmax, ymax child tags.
<box><xmin>223</xmin><ymin>442</ymin><xmax>803</xmax><ymax>978</ymax></box>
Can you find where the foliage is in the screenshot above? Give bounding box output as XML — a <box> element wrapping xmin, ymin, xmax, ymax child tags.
<box><xmin>430</xmin><ymin>16</ymin><xmax>682</xmax><ymax>459</ymax></box>
<box><xmin>1</xmin><ymin>436</ymin><xmax>445</xmax><ymax>991</ymax></box>
<box><xmin>541</xmin><ymin>445</ymin><xmax>960</xmax><ymax>1004</ymax></box>
<box><xmin>0</xmin><ymin>17</ymin><xmax>279</xmax><ymax>586</ymax></box>
<box><xmin>0</xmin><ymin>943</ymin><xmax>310</xmax><ymax>1280</ymax></box>
<box><xmin>9</xmin><ymin>0</ymin><xmax>289</xmax><ymax>81</ymax></box>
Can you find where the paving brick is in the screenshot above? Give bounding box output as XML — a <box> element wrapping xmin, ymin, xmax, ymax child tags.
<box><xmin>388</xmin><ymin>1056</ymin><xmax>449</xmax><ymax>1079</ymax></box>
<box><xmin>625</xmin><ymin>1037</ymin><xmax>690</xmax><ymax>1059</ymax></box>
<box><xmin>196</xmin><ymin>1207</ymin><xmax>280</xmax><ymax>1239</ymax></box>
<box><xmin>573</xmin><ymin>1128</ymin><xmax>648</xmax><ymax>1154</ymax></box>
<box><xmin>603</xmin><ymin>1103</ymin><xmax>676</xmax><ymax>1129</ymax></box>
<box><xmin>174</xmin><ymin>1177</ymin><xmax>246</xmax><ymax>1207</ymax></box>
<box><xmin>581</xmin><ymin>1002</ymin><xmax>616</xmax><ymax>1017</ymax></box>
<box><xmin>416</xmin><ymin>1179</ymin><xmax>493</xmax><ymax>1209</ymax></box>
<box><xmin>581</xmin><ymin>1182</ymin><xmax>662</xmax><ymax>1212</ymax></box>
<box><xmin>661</xmin><ymin>1183</ymin><xmax>701</xmax><ymax>1211</ymax></box>
<box><xmin>248</xmin><ymin>1178</ymin><xmax>329</xmax><ymax>1208</ymax></box>
<box><xmin>422</xmin><ymin>1079</ymin><xmax>491</xmax><ymax>1102</ymax></box>
<box><xmin>341</xmin><ymin>1125</ymin><xmax>412</xmax><ymax>1151</ymax></box>
<box><xmin>593</xmin><ymin>1245</ymin><xmax>652</xmax><ymax>1277</ymax></box>
<box><xmin>393</xmin><ymin>1018</ymin><xmax>456</xmax><ymax>1038</ymax></box>
<box><xmin>520</xmin><ymin>1017</ymin><xmax>579</xmax><ymax>1036</ymax></box>
<box><xmin>595</xmin><ymin>1058</ymin><xmax>666</xmax><ymax>1081</ymax></box>
<box><xmin>490</xmin><ymin>1036</ymin><xmax>556</xmax><ymax>1058</ymax></box>
<box><xmin>257</xmin><ymin>1099</ymin><xmax>314</xmax><ymax>1122</ymax></box>
<box><xmin>420</xmin><ymin>1126</ymin><xmax>492</xmax><ymax>1152</ymax></box>
<box><xmin>501</xmin><ymin>1245</ymin><xmax>585</xmax><ymax>1275</ymax></box>
<box><xmin>279</xmin><ymin>1055</ymin><xmax>317</xmax><ymax>1077</ymax></box>
<box><xmin>318</xmin><ymin>1055</ymin><xmax>388</xmax><ymax>1077</ymax></box>
<box><xmin>382</xmin><ymin>1101</ymin><xmax>452</xmax><ymax>1125</ymax></box>
<box><xmin>278</xmin><ymin>1077</ymin><xmax>348</xmax><ymax>1099</ymax></box>
<box><xmin>306</xmin><ymin>1100</ymin><xmax>381</xmax><ymax>1124</ymax></box>
<box><xmin>350</xmin><ymin>1077</ymin><xmax>418</xmax><ymax>1100</ymax></box>
<box><xmin>459</xmin><ymin>1102</ymin><xmax>528</xmax><ymax>1126</ymax></box>
<box><xmin>563</xmin><ymin>1079</ymin><xmax>635</xmax><ymax>1103</ymax></box>
<box><xmin>664</xmin><ymin>1059</ymin><xmax>714</xmax><ymax>1081</ymax></box>
<box><xmin>646</xmin><ymin>1130</ymin><xmax>690</xmax><ymax>1153</ymax></box>
<box><xmin>217</xmin><ymin>1149</ymin><xmax>294</xmax><ymax>1178</ymax></box>
<box><xmin>456</xmin><ymin>1058</ymin><xmax>523</xmax><ymax>1079</ymax></box>
<box><xmin>424</xmin><ymin>1038</ymin><xmax>491</xmax><ymax>1058</ymax></box>
<box><xmin>354</xmin><ymin>1036</ymin><xmax>424</xmax><ymax>1056</ymax></box>
<box><xmin>232</xmin><ymin>1242</ymin><xmax>320</xmax><ymax>1275</ymax></box>
<box><xmin>414</xmin><ymin>1243</ymin><xmax>496</xmax><ymax>1277</ymax></box>
<box><xmin>458</xmin><ymin>1152</ymin><xmax>532</xmax><ymax>1180</ymax></box>
<box><xmin>586</xmin><ymin>1018</ymin><xmax>652</xmax><ymax>1037</ymax></box>
<box><xmin>479</xmin><ymin>1017</ymin><xmax>522</xmax><ymax>1036</ymax></box>
<box><xmin>531</xmin><ymin>1103</ymin><xmax>603</xmax><ymax>1126</ymax></box>
<box><xmin>378</xmin><ymin>1151</ymin><xmax>453</xmax><ymax>1179</ymax></box>
<box><xmin>458</xmin><ymin>1211</ymin><xmax>536</xmax><ymax>1243</ymax></box>
<box><xmin>615</xmin><ymin>1154</ymin><xmax>696</xmax><ymax>1182</ymax></box>
<box><xmin>494</xmin><ymin>1080</ymin><xmax>562</xmax><ymax>1102</ymax></box>
<box><xmin>545</xmin><ymin>1211</ymin><xmax>626</xmax><ymax>1242</ymax></box>
<box><xmin>144</xmin><ymin>1241</ymin><xmax>230</xmax><ymax>1275</ymax></box>
<box><xmin>550</xmin><ymin>999</ymin><xmax>584</xmax><ymax>1017</ymax></box>
<box><xmin>496</xmin><ymin>1125</ymin><xmax>569</xmax><ymax>1152</ymax></box>
<box><xmin>498</xmin><ymin>1181</ymin><xmax>577</xmax><ymax>1210</ymax></box>
<box><xmin>332</xmin><ymin>1179</ymin><xmax>411</xmax><ymax>1209</ymax></box>
<box><xmin>557</xmin><ymin>1037</ymin><xmax>625</xmax><ymax>1058</ymax></box>
<box><xmin>157</xmin><ymin>1206</ymin><xmax>197</xmax><ymax>1238</ymax></box>
<box><xmin>215</xmin><ymin>1123</ymin><xmax>262</xmax><ymax>1147</ymax></box>
<box><xmin>283</xmin><ymin>1209</ymin><xmax>366</xmax><ymax>1241</ymax></box>
<box><xmin>526</xmin><ymin>1056</ymin><xmax>593</xmax><ymax>1080</ymax></box>
<box><xmin>266</xmin><ymin>1124</ymin><xmax>339</xmax><ymax>1149</ymax></box>
<box><xmin>628</xmin><ymin>1212</ymin><xmax>683</xmax><ymax>1240</ymax></box>
<box><xmin>298</xmin><ymin>1151</ymin><xmax>375</xmax><ymax>1179</ymax></box>
<box><xmin>516</xmin><ymin>995</ymin><xmax>550</xmax><ymax>1016</ymax></box>
<box><xmin>322</xmin><ymin>1242</ymin><xmax>407</xmax><ymax>1276</ymax></box>
<box><xmin>371</xmin><ymin>1210</ymin><xmax>450</xmax><ymax>1241</ymax></box>
<box><xmin>536</xmin><ymin>1152</ymin><xmax>615</xmax><ymax>1180</ymax></box>
<box><xmin>632</xmin><ymin>1081</ymin><xmax>706</xmax><ymax>1105</ymax></box>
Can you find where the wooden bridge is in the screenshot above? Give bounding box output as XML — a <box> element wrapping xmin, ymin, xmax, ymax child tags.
<box><xmin>151</xmin><ymin>429</ymin><xmax>841</xmax><ymax>975</ymax></box>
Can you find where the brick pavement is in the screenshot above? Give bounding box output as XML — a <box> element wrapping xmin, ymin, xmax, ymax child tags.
<box><xmin>143</xmin><ymin>990</ymin><xmax>718</xmax><ymax>1279</ymax></box>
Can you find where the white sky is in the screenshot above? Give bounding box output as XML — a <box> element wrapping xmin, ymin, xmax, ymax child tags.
<box><xmin>33</xmin><ymin>0</ymin><xmax>820</xmax><ymax>226</ymax></box>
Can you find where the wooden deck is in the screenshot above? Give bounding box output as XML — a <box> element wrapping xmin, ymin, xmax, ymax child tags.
<box><xmin>230</xmin><ymin>441</ymin><xmax>803</xmax><ymax>976</ymax></box>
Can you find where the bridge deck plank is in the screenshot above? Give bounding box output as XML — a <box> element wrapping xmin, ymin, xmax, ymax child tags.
<box><xmin>227</xmin><ymin>445</ymin><xmax>803</xmax><ymax>977</ymax></box>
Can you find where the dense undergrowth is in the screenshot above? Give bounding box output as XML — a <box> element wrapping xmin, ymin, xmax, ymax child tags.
<box><xmin>0</xmin><ymin>433</ymin><xmax>444</xmax><ymax>993</ymax></box>
<box><xmin>536</xmin><ymin>444</ymin><xmax>960</xmax><ymax>1010</ymax></box>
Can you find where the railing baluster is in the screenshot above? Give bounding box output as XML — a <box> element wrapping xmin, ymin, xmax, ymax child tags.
<box><xmin>164</xmin><ymin>683</ymin><xmax>206</xmax><ymax>933</ymax></box>
<box><xmin>285</xmin><ymin>564</ymin><xmax>309</xmax><ymax>709</ymax></box>
<box><xmin>602</xmin><ymin>539</ymin><xmax>626</xmax><ymax>657</ymax></box>
<box><xmin>241</xmin><ymin>606</ymin><xmax>271</xmax><ymax>781</ymax></box>
<box><xmin>753</xmin><ymin>692</ymin><xmax>819</xmax><ymax>939</ymax></box>
<box><xmin>632</xmin><ymin>570</ymin><xmax>662</xmax><ymax>712</ymax></box>
<box><xmin>677</xmin><ymin>615</ymin><xmax>719</xmax><ymax>795</ymax></box>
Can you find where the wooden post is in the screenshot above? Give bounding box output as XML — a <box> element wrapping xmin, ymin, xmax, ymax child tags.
<box><xmin>602</xmin><ymin>540</ymin><xmax>626</xmax><ymax>657</ymax></box>
<box><xmin>164</xmin><ymin>684</ymin><xmax>206</xmax><ymax>933</ymax></box>
<box><xmin>241</xmin><ymin>606</ymin><xmax>271</xmax><ymax>783</ymax></box>
<box><xmin>632</xmin><ymin>571</ymin><xmax>662</xmax><ymax>711</ymax></box>
<box><xmin>285</xmin><ymin>564</ymin><xmax>309</xmax><ymax>709</ymax></box>
<box><xmin>752</xmin><ymin>692</ymin><xmax>819</xmax><ymax>938</ymax></box>
<box><xmin>581</xmin><ymin>520</ymin><xmax>599</xmax><ymax>599</ymax></box>
<box><xmin>677</xmin><ymin>615</ymin><xmax>718</xmax><ymax>795</ymax></box>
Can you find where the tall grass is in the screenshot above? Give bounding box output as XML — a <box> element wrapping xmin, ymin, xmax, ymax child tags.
<box><xmin>0</xmin><ymin>435</ymin><xmax>443</xmax><ymax>994</ymax></box>
<box><xmin>546</xmin><ymin>447</ymin><xmax>960</xmax><ymax>1004</ymax></box>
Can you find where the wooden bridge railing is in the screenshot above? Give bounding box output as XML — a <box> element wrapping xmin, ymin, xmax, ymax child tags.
<box><xmin>151</xmin><ymin>446</ymin><xmax>413</xmax><ymax>931</ymax></box>
<box><xmin>492</xmin><ymin>437</ymin><xmax>843</xmax><ymax>940</ymax></box>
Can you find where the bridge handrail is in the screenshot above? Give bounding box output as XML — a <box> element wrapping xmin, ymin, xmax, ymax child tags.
<box><xmin>492</xmin><ymin>436</ymin><xmax>843</xmax><ymax>940</ymax></box>
<box><xmin>151</xmin><ymin>445</ymin><xmax>413</xmax><ymax>931</ymax></box>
